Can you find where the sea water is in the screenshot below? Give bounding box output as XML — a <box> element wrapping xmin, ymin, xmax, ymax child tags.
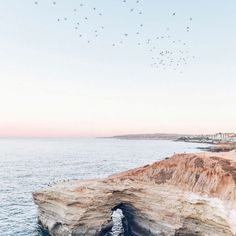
<box><xmin>0</xmin><ymin>138</ymin><xmax>208</xmax><ymax>236</ymax></box>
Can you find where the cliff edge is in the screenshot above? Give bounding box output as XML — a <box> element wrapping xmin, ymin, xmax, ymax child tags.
<box><xmin>33</xmin><ymin>151</ymin><xmax>236</xmax><ymax>236</ymax></box>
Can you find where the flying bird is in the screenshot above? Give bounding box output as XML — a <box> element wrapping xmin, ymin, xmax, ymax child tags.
<box><xmin>33</xmin><ymin>1</ymin><xmax>195</xmax><ymax>73</ymax></box>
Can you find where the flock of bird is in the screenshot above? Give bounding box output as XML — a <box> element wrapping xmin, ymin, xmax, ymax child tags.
<box><xmin>33</xmin><ymin>1</ymin><xmax>195</xmax><ymax>73</ymax></box>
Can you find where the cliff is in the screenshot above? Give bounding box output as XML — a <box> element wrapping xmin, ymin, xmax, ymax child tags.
<box><xmin>33</xmin><ymin>151</ymin><xmax>236</xmax><ymax>236</ymax></box>
<box><xmin>199</xmin><ymin>143</ymin><xmax>236</xmax><ymax>152</ymax></box>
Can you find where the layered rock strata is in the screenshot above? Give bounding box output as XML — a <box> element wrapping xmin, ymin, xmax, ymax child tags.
<box><xmin>33</xmin><ymin>151</ymin><xmax>236</xmax><ymax>236</ymax></box>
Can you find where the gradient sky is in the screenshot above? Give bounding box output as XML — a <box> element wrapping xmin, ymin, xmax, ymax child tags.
<box><xmin>0</xmin><ymin>0</ymin><xmax>236</xmax><ymax>137</ymax></box>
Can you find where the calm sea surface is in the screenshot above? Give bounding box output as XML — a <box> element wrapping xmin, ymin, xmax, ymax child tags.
<box><xmin>0</xmin><ymin>138</ymin><xmax>208</xmax><ymax>236</ymax></box>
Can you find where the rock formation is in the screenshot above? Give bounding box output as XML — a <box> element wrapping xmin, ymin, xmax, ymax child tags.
<box><xmin>33</xmin><ymin>151</ymin><xmax>236</xmax><ymax>236</ymax></box>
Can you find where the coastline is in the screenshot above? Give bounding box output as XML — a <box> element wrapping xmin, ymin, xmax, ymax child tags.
<box><xmin>33</xmin><ymin>148</ymin><xmax>236</xmax><ymax>236</ymax></box>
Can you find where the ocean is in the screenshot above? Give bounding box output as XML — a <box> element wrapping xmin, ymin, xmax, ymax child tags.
<box><xmin>0</xmin><ymin>138</ymin><xmax>208</xmax><ymax>236</ymax></box>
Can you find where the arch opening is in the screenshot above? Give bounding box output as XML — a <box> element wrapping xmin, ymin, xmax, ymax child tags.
<box><xmin>103</xmin><ymin>203</ymin><xmax>135</xmax><ymax>236</ymax></box>
<box><xmin>106</xmin><ymin>208</ymin><xmax>125</xmax><ymax>236</ymax></box>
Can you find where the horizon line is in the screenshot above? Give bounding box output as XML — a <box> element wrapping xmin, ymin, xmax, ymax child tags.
<box><xmin>0</xmin><ymin>131</ymin><xmax>234</xmax><ymax>139</ymax></box>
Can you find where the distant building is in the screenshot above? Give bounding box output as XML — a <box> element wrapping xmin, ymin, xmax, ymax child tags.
<box><xmin>208</xmin><ymin>133</ymin><xmax>236</xmax><ymax>142</ymax></box>
<box><xmin>177</xmin><ymin>132</ymin><xmax>236</xmax><ymax>144</ymax></box>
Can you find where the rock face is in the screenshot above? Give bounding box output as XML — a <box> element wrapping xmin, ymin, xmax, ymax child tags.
<box><xmin>33</xmin><ymin>152</ymin><xmax>236</xmax><ymax>236</ymax></box>
<box><xmin>200</xmin><ymin>143</ymin><xmax>236</xmax><ymax>153</ymax></box>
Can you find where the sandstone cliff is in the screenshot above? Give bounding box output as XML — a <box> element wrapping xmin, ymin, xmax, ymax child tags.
<box><xmin>33</xmin><ymin>151</ymin><xmax>236</xmax><ymax>236</ymax></box>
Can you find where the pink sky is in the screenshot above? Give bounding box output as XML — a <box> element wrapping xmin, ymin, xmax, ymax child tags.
<box><xmin>1</xmin><ymin>122</ymin><xmax>235</xmax><ymax>138</ymax></box>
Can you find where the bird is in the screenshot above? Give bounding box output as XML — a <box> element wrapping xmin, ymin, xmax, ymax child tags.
<box><xmin>33</xmin><ymin>1</ymin><xmax>195</xmax><ymax>73</ymax></box>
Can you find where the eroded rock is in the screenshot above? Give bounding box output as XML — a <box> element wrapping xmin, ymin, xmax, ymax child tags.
<box><xmin>33</xmin><ymin>152</ymin><xmax>236</xmax><ymax>236</ymax></box>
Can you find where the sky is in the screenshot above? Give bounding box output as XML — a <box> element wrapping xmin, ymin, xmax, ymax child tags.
<box><xmin>0</xmin><ymin>0</ymin><xmax>236</xmax><ymax>137</ymax></box>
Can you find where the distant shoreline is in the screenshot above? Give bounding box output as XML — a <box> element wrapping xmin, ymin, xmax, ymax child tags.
<box><xmin>108</xmin><ymin>133</ymin><xmax>190</xmax><ymax>141</ymax></box>
<box><xmin>109</xmin><ymin>133</ymin><xmax>236</xmax><ymax>153</ymax></box>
